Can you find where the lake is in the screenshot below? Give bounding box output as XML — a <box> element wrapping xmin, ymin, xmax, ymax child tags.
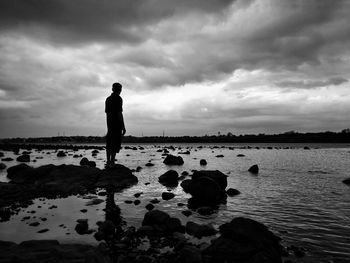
<box><xmin>0</xmin><ymin>143</ymin><xmax>349</xmax><ymax>263</ymax></box>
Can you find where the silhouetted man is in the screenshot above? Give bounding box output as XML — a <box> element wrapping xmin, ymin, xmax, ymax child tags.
<box><xmin>105</xmin><ymin>82</ymin><xmax>126</xmax><ymax>167</ymax></box>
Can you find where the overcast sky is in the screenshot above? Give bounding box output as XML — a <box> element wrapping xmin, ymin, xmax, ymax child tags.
<box><xmin>1</xmin><ymin>0</ymin><xmax>350</xmax><ymax>138</ymax></box>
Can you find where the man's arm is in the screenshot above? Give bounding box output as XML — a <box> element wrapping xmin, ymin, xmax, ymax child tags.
<box><xmin>117</xmin><ymin>112</ymin><xmax>126</xmax><ymax>135</ymax></box>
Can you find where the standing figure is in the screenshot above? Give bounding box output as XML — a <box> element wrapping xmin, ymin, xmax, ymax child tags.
<box><xmin>105</xmin><ymin>82</ymin><xmax>126</xmax><ymax>167</ymax></box>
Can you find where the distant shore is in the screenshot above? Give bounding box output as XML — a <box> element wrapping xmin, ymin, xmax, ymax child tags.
<box><xmin>1</xmin><ymin>130</ymin><xmax>350</xmax><ymax>144</ymax></box>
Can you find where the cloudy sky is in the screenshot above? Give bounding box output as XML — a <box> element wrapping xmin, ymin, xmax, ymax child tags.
<box><xmin>1</xmin><ymin>0</ymin><xmax>350</xmax><ymax>138</ymax></box>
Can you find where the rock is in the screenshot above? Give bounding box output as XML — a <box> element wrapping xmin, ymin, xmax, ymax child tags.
<box><xmin>80</xmin><ymin>209</ymin><xmax>88</xmax><ymax>213</ymax></box>
<box><xmin>86</xmin><ymin>198</ymin><xmax>104</xmax><ymax>206</ymax></box>
<box><xmin>0</xmin><ymin>152</ymin><xmax>3</xmax><ymax>157</ymax></box>
<box><xmin>248</xmin><ymin>164</ymin><xmax>259</xmax><ymax>174</ymax></box>
<box><xmin>187</xmin><ymin>176</ymin><xmax>223</xmax><ymax>204</ymax></box>
<box><xmin>158</xmin><ymin>170</ymin><xmax>179</xmax><ymax>186</ymax></box>
<box><xmin>237</xmin><ymin>154</ymin><xmax>245</xmax><ymax>157</ymax></box>
<box><xmin>142</xmin><ymin>210</ymin><xmax>170</xmax><ymax>227</ymax></box>
<box><xmin>192</xmin><ymin>170</ymin><xmax>227</xmax><ymax>190</ymax></box>
<box><xmin>124</xmin><ymin>200</ymin><xmax>133</xmax><ymax>204</ymax></box>
<box><xmin>182</xmin><ymin>210</ymin><xmax>192</xmax><ymax>217</ymax></box>
<box><xmin>180</xmin><ymin>179</ymin><xmax>192</xmax><ymax>193</ymax></box>
<box><xmin>134</xmin><ymin>192</ymin><xmax>143</xmax><ymax>198</ymax></box>
<box><xmin>177</xmin><ymin>244</ymin><xmax>202</xmax><ymax>263</ymax></box>
<box><xmin>164</xmin><ymin>217</ymin><xmax>183</xmax><ymax>233</ymax></box>
<box><xmin>29</xmin><ymin>222</ymin><xmax>40</xmax><ymax>227</ymax></box>
<box><xmin>56</xmin><ymin>151</ymin><xmax>66</xmax><ymax>157</ymax></box>
<box><xmin>200</xmin><ymin>159</ymin><xmax>207</xmax><ymax>165</ymax></box>
<box><xmin>134</xmin><ymin>199</ymin><xmax>141</xmax><ymax>205</ymax></box>
<box><xmin>80</xmin><ymin>157</ymin><xmax>90</xmax><ymax>166</ymax></box>
<box><xmin>75</xmin><ymin>219</ymin><xmax>89</xmax><ymax>235</ymax></box>
<box><xmin>226</xmin><ymin>188</ymin><xmax>240</xmax><ymax>196</ymax></box>
<box><xmin>0</xmin><ymin>208</ymin><xmax>11</xmax><ymax>222</ymax></box>
<box><xmin>186</xmin><ymin>221</ymin><xmax>217</xmax><ymax>238</ymax></box>
<box><xmin>145</xmin><ymin>203</ymin><xmax>154</xmax><ymax>211</ymax></box>
<box><xmin>0</xmin><ymin>163</ymin><xmax>6</xmax><ymax>170</ymax></box>
<box><xmin>304</xmin><ymin>146</ymin><xmax>310</xmax><ymax>150</ymax></box>
<box><xmin>203</xmin><ymin>217</ymin><xmax>282</xmax><ymax>263</ymax></box>
<box><xmin>37</xmin><ymin>229</ymin><xmax>49</xmax><ymax>233</ymax></box>
<box><xmin>216</xmin><ymin>155</ymin><xmax>224</xmax><ymax>158</ymax></box>
<box><xmin>342</xmin><ymin>178</ymin><xmax>350</xmax><ymax>185</ymax></box>
<box><xmin>197</xmin><ymin>206</ymin><xmax>215</xmax><ymax>215</ymax></box>
<box><xmin>16</xmin><ymin>154</ymin><xmax>30</xmax><ymax>162</ymax></box>
<box><xmin>162</xmin><ymin>192</ymin><xmax>175</xmax><ymax>200</ymax></box>
<box><xmin>145</xmin><ymin>162</ymin><xmax>154</xmax><ymax>167</ymax></box>
<box><xmin>163</xmin><ymin>155</ymin><xmax>184</xmax><ymax>165</ymax></box>
<box><xmin>1</xmin><ymin>157</ymin><xmax>14</xmax><ymax>161</ymax></box>
<box><xmin>150</xmin><ymin>198</ymin><xmax>160</xmax><ymax>204</ymax></box>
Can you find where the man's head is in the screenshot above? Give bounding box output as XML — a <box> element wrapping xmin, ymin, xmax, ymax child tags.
<box><xmin>112</xmin><ymin>82</ymin><xmax>122</xmax><ymax>94</ymax></box>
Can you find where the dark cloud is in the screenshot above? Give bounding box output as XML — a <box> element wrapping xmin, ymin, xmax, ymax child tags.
<box><xmin>275</xmin><ymin>77</ymin><xmax>348</xmax><ymax>89</ymax></box>
<box><xmin>0</xmin><ymin>0</ymin><xmax>236</xmax><ymax>45</ymax></box>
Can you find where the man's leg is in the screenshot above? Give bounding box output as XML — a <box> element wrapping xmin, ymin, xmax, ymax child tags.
<box><xmin>106</xmin><ymin>133</ymin><xmax>111</xmax><ymax>166</ymax></box>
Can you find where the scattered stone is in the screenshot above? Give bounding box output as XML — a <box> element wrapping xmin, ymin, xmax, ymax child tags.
<box><xmin>226</xmin><ymin>188</ymin><xmax>241</xmax><ymax>197</ymax></box>
<box><xmin>56</xmin><ymin>151</ymin><xmax>66</xmax><ymax>157</ymax></box>
<box><xmin>248</xmin><ymin>164</ymin><xmax>259</xmax><ymax>174</ymax></box>
<box><xmin>136</xmin><ymin>166</ymin><xmax>142</xmax><ymax>172</ymax></box>
<box><xmin>150</xmin><ymin>198</ymin><xmax>160</xmax><ymax>204</ymax></box>
<box><xmin>124</xmin><ymin>200</ymin><xmax>133</xmax><ymax>204</ymax></box>
<box><xmin>216</xmin><ymin>155</ymin><xmax>224</xmax><ymax>158</ymax></box>
<box><xmin>0</xmin><ymin>163</ymin><xmax>6</xmax><ymax>170</ymax></box>
<box><xmin>134</xmin><ymin>200</ymin><xmax>141</xmax><ymax>205</ymax></box>
<box><xmin>86</xmin><ymin>198</ymin><xmax>104</xmax><ymax>206</ymax></box>
<box><xmin>75</xmin><ymin>219</ymin><xmax>89</xmax><ymax>235</ymax></box>
<box><xmin>304</xmin><ymin>146</ymin><xmax>310</xmax><ymax>150</ymax></box>
<box><xmin>145</xmin><ymin>203</ymin><xmax>154</xmax><ymax>211</ymax></box>
<box><xmin>29</xmin><ymin>222</ymin><xmax>40</xmax><ymax>227</ymax></box>
<box><xmin>162</xmin><ymin>192</ymin><xmax>175</xmax><ymax>200</ymax></box>
<box><xmin>237</xmin><ymin>154</ymin><xmax>245</xmax><ymax>157</ymax></box>
<box><xmin>163</xmin><ymin>155</ymin><xmax>184</xmax><ymax>165</ymax></box>
<box><xmin>16</xmin><ymin>154</ymin><xmax>30</xmax><ymax>163</ymax></box>
<box><xmin>182</xmin><ymin>210</ymin><xmax>192</xmax><ymax>217</ymax></box>
<box><xmin>145</xmin><ymin>162</ymin><xmax>154</xmax><ymax>167</ymax></box>
<box><xmin>158</xmin><ymin>170</ymin><xmax>179</xmax><ymax>186</ymax></box>
<box><xmin>40</xmin><ymin>217</ymin><xmax>47</xmax><ymax>221</ymax></box>
<box><xmin>177</xmin><ymin>202</ymin><xmax>185</xmax><ymax>207</ymax></box>
<box><xmin>80</xmin><ymin>209</ymin><xmax>88</xmax><ymax>213</ymax></box>
<box><xmin>200</xmin><ymin>159</ymin><xmax>207</xmax><ymax>165</ymax></box>
<box><xmin>1</xmin><ymin>157</ymin><xmax>13</xmax><ymax>161</ymax></box>
<box><xmin>37</xmin><ymin>229</ymin><xmax>49</xmax><ymax>233</ymax></box>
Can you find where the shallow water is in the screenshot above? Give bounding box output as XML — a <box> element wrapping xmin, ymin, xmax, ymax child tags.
<box><xmin>1</xmin><ymin>143</ymin><xmax>350</xmax><ymax>262</ymax></box>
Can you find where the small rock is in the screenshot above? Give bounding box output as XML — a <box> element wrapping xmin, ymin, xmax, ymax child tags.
<box><xmin>86</xmin><ymin>198</ymin><xmax>104</xmax><ymax>206</ymax></box>
<box><xmin>150</xmin><ymin>198</ymin><xmax>160</xmax><ymax>204</ymax></box>
<box><xmin>57</xmin><ymin>151</ymin><xmax>66</xmax><ymax>157</ymax></box>
<box><xmin>342</xmin><ymin>178</ymin><xmax>350</xmax><ymax>185</ymax></box>
<box><xmin>145</xmin><ymin>162</ymin><xmax>154</xmax><ymax>167</ymax></box>
<box><xmin>145</xmin><ymin>203</ymin><xmax>155</xmax><ymax>211</ymax></box>
<box><xmin>200</xmin><ymin>159</ymin><xmax>207</xmax><ymax>165</ymax></box>
<box><xmin>162</xmin><ymin>192</ymin><xmax>175</xmax><ymax>201</ymax></box>
<box><xmin>237</xmin><ymin>154</ymin><xmax>245</xmax><ymax>157</ymax></box>
<box><xmin>80</xmin><ymin>209</ymin><xmax>88</xmax><ymax>213</ymax></box>
<box><xmin>248</xmin><ymin>164</ymin><xmax>259</xmax><ymax>174</ymax></box>
<box><xmin>37</xmin><ymin>228</ymin><xmax>49</xmax><ymax>233</ymax></box>
<box><xmin>134</xmin><ymin>200</ymin><xmax>141</xmax><ymax>205</ymax></box>
<box><xmin>0</xmin><ymin>163</ymin><xmax>6</xmax><ymax>170</ymax></box>
<box><xmin>16</xmin><ymin>154</ymin><xmax>30</xmax><ymax>162</ymax></box>
<box><xmin>182</xmin><ymin>210</ymin><xmax>192</xmax><ymax>217</ymax></box>
<box><xmin>29</xmin><ymin>222</ymin><xmax>40</xmax><ymax>227</ymax></box>
<box><xmin>226</xmin><ymin>188</ymin><xmax>240</xmax><ymax>197</ymax></box>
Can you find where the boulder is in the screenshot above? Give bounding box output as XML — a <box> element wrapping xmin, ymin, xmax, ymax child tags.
<box><xmin>192</xmin><ymin>170</ymin><xmax>228</xmax><ymax>191</ymax></box>
<box><xmin>163</xmin><ymin>155</ymin><xmax>184</xmax><ymax>165</ymax></box>
<box><xmin>158</xmin><ymin>170</ymin><xmax>179</xmax><ymax>186</ymax></box>
<box><xmin>177</xmin><ymin>245</ymin><xmax>202</xmax><ymax>263</ymax></box>
<box><xmin>142</xmin><ymin>209</ymin><xmax>183</xmax><ymax>233</ymax></box>
<box><xmin>248</xmin><ymin>164</ymin><xmax>259</xmax><ymax>174</ymax></box>
<box><xmin>75</xmin><ymin>219</ymin><xmax>89</xmax><ymax>235</ymax></box>
<box><xmin>188</xmin><ymin>177</ymin><xmax>222</xmax><ymax>204</ymax></box>
<box><xmin>203</xmin><ymin>217</ymin><xmax>282</xmax><ymax>263</ymax></box>
<box><xmin>16</xmin><ymin>154</ymin><xmax>30</xmax><ymax>162</ymax></box>
<box><xmin>180</xmin><ymin>179</ymin><xmax>192</xmax><ymax>193</ymax></box>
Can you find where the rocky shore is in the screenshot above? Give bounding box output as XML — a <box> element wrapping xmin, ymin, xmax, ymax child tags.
<box><xmin>0</xmin><ymin>146</ymin><xmax>309</xmax><ymax>263</ymax></box>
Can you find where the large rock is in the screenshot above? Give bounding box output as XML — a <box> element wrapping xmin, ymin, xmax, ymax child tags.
<box><xmin>192</xmin><ymin>170</ymin><xmax>227</xmax><ymax>190</ymax></box>
<box><xmin>6</xmin><ymin>163</ymin><xmax>137</xmax><ymax>194</ymax></box>
<box><xmin>142</xmin><ymin>209</ymin><xmax>184</xmax><ymax>233</ymax></box>
<box><xmin>16</xmin><ymin>154</ymin><xmax>30</xmax><ymax>162</ymax></box>
<box><xmin>163</xmin><ymin>155</ymin><xmax>184</xmax><ymax>165</ymax></box>
<box><xmin>203</xmin><ymin>217</ymin><xmax>282</xmax><ymax>263</ymax></box>
<box><xmin>185</xmin><ymin>221</ymin><xmax>217</xmax><ymax>238</ymax></box>
<box><xmin>158</xmin><ymin>170</ymin><xmax>179</xmax><ymax>186</ymax></box>
<box><xmin>187</xmin><ymin>176</ymin><xmax>222</xmax><ymax>204</ymax></box>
